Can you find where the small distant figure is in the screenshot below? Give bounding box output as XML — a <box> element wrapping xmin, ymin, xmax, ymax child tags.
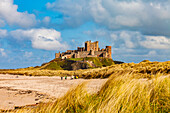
<box><xmin>61</xmin><ymin>77</ymin><xmax>63</xmax><ymax>80</ymax></box>
<box><xmin>16</xmin><ymin>76</ymin><xmax>18</xmax><ymax>78</ymax></box>
<box><xmin>70</xmin><ymin>76</ymin><xmax>74</xmax><ymax>80</ymax></box>
<box><xmin>65</xmin><ymin>76</ymin><xmax>67</xmax><ymax>80</ymax></box>
<box><xmin>74</xmin><ymin>75</ymin><xmax>78</xmax><ymax>79</ymax></box>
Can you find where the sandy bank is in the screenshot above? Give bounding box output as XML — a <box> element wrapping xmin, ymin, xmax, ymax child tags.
<box><xmin>0</xmin><ymin>74</ymin><xmax>107</xmax><ymax>110</ymax></box>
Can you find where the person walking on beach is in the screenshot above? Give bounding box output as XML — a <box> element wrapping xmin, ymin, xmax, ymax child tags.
<box><xmin>74</xmin><ymin>75</ymin><xmax>79</xmax><ymax>79</ymax></box>
<box><xmin>70</xmin><ymin>75</ymin><xmax>74</xmax><ymax>80</ymax></box>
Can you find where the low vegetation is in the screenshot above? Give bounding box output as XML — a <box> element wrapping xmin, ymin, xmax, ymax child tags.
<box><xmin>35</xmin><ymin>57</ymin><xmax>115</xmax><ymax>70</ymax></box>
<box><xmin>11</xmin><ymin>71</ymin><xmax>170</xmax><ymax>113</ymax></box>
<box><xmin>0</xmin><ymin>60</ymin><xmax>169</xmax><ymax>79</ymax></box>
<box><xmin>1</xmin><ymin>60</ymin><xmax>169</xmax><ymax>112</ymax></box>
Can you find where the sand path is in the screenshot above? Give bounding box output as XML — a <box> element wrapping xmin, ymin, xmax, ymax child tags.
<box><xmin>0</xmin><ymin>74</ymin><xmax>107</xmax><ymax>110</ymax></box>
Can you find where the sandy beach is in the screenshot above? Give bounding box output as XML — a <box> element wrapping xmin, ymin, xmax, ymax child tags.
<box><xmin>0</xmin><ymin>74</ymin><xmax>107</xmax><ymax>110</ymax></box>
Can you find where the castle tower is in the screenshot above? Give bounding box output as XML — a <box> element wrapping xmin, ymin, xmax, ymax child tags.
<box><xmin>85</xmin><ymin>40</ymin><xmax>99</xmax><ymax>51</ymax></box>
<box><xmin>55</xmin><ymin>52</ymin><xmax>61</xmax><ymax>58</ymax></box>
<box><xmin>85</xmin><ymin>41</ymin><xmax>90</xmax><ymax>51</ymax></box>
<box><xmin>94</xmin><ymin>41</ymin><xmax>99</xmax><ymax>51</ymax></box>
<box><xmin>106</xmin><ymin>46</ymin><xmax>112</xmax><ymax>59</ymax></box>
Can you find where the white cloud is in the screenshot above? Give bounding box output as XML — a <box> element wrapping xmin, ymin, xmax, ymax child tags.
<box><xmin>10</xmin><ymin>28</ymin><xmax>69</xmax><ymax>51</ymax></box>
<box><xmin>85</xmin><ymin>28</ymin><xmax>170</xmax><ymax>50</ymax></box>
<box><xmin>46</xmin><ymin>0</ymin><xmax>91</xmax><ymax>27</ymax></box>
<box><xmin>140</xmin><ymin>36</ymin><xmax>170</xmax><ymax>49</ymax></box>
<box><xmin>119</xmin><ymin>31</ymin><xmax>136</xmax><ymax>48</ymax></box>
<box><xmin>148</xmin><ymin>50</ymin><xmax>157</xmax><ymax>56</ymax></box>
<box><xmin>24</xmin><ymin>52</ymin><xmax>33</xmax><ymax>58</ymax></box>
<box><xmin>47</xmin><ymin>0</ymin><xmax>170</xmax><ymax>36</ymax></box>
<box><xmin>83</xmin><ymin>29</ymin><xmax>170</xmax><ymax>60</ymax></box>
<box><xmin>42</xmin><ymin>16</ymin><xmax>50</xmax><ymax>25</ymax></box>
<box><xmin>0</xmin><ymin>29</ymin><xmax>7</xmax><ymax>38</ymax></box>
<box><xmin>0</xmin><ymin>0</ymin><xmax>36</xmax><ymax>28</ymax></box>
<box><xmin>110</xmin><ymin>33</ymin><xmax>118</xmax><ymax>41</ymax></box>
<box><xmin>116</xmin><ymin>32</ymin><xmax>170</xmax><ymax>50</ymax></box>
<box><xmin>0</xmin><ymin>19</ymin><xmax>5</xmax><ymax>27</ymax></box>
<box><xmin>0</xmin><ymin>48</ymin><xmax>7</xmax><ymax>57</ymax></box>
<box><xmin>115</xmin><ymin>15</ymin><xmax>140</xmax><ymax>27</ymax></box>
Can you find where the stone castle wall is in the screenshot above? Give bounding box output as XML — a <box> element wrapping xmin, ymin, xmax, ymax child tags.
<box><xmin>55</xmin><ymin>40</ymin><xmax>112</xmax><ymax>59</ymax></box>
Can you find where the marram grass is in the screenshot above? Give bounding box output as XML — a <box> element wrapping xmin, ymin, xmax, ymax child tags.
<box><xmin>1</xmin><ymin>61</ymin><xmax>170</xmax><ymax>79</ymax></box>
<box><xmin>12</xmin><ymin>71</ymin><xmax>169</xmax><ymax>113</ymax></box>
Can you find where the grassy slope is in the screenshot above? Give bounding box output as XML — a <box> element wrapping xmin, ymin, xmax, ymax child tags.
<box><xmin>70</xmin><ymin>57</ymin><xmax>114</xmax><ymax>67</ymax></box>
<box><xmin>14</xmin><ymin>71</ymin><xmax>170</xmax><ymax>113</ymax></box>
<box><xmin>34</xmin><ymin>59</ymin><xmax>73</xmax><ymax>70</ymax></box>
<box><xmin>36</xmin><ymin>57</ymin><xmax>115</xmax><ymax>70</ymax></box>
<box><xmin>0</xmin><ymin>61</ymin><xmax>169</xmax><ymax>79</ymax></box>
<box><xmin>44</xmin><ymin>62</ymin><xmax>63</xmax><ymax>70</ymax></box>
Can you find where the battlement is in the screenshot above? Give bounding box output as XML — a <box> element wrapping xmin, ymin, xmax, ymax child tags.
<box><xmin>55</xmin><ymin>40</ymin><xmax>112</xmax><ymax>59</ymax></box>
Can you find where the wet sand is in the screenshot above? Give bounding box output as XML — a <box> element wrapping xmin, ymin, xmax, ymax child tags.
<box><xmin>0</xmin><ymin>74</ymin><xmax>107</xmax><ymax>110</ymax></box>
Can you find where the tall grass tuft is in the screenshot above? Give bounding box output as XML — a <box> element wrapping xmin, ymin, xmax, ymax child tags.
<box><xmin>14</xmin><ymin>71</ymin><xmax>170</xmax><ymax>113</ymax></box>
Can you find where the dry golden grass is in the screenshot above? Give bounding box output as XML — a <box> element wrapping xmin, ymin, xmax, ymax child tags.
<box><xmin>10</xmin><ymin>71</ymin><xmax>170</xmax><ymax>113</ymax></box>
<box><xmin>0</xmin><ymin>60</ymin><xmax>169</xmax><ymax>79</ymax></box>
<box><xmin>1</xmin><ymin>60</ymin><xmax>170</xmax><ymax>113</ymax></box>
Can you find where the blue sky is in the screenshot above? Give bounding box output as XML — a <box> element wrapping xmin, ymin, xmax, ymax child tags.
<box><xmin>0</xmin><ymin>0</ymin><xmax>170</xmax><ymax>69</ymax></box>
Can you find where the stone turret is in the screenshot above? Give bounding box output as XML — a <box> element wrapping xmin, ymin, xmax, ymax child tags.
<box><xmin>106</xmin><ymin>46</ymin><xmax>112</xmax><ymax>59</ymax></box>
<box><xmin>55</xmin><ymin>52</ymin><xmax>61</xmax><ymax>58</ymax></box>
<box><xmin>85</xmin><ymin>40</ymin><xmax>90</xmax><ymax>51</ymax></box>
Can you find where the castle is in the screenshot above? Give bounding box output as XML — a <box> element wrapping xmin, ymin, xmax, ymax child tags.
<box><xmin>55</xmin><ymin>40</ymin><xmax>112</xmax><ymax>59</ymax></box>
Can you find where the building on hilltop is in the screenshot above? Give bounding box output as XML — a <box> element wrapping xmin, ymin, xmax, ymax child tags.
<box><xmin>55</xmin><ymin>40</ymin><xmax>112</xmax><ymax>59</ymax></box>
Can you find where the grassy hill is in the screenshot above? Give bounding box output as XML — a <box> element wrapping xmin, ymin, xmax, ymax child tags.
<box><xmin>34</xmin><ymin>57</ymin><xmax>116</xmax><ymax>70</ymax></box>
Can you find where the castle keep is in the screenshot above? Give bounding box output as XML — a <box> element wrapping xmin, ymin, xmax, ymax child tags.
<box><xmin>55</xmin><ymin>40</ymin><xmax>112</xmax><ymax>59</ymax></box>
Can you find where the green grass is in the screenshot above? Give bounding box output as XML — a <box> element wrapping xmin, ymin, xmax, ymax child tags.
<box><xmin>42</xmin><ymin>57</ymin><xmax>114</xmax><ymax>70</ymax></box>
<box><xmin>43</xmin><ymin>62</ymin><xmax>63</xmax><ymax>70</ymax></box>
<box><xmin>42</xmin><ymin>60</ymin><xmax>73</xmax><ymax>70</ymax></box>
<box><xmin>84</xmin><ymin>57</ymin><xmax>114</xmax><ymax>67</ymax></box>
<box><xmin>92</xmin><ymin>58</ymin><xmax>103</xmax><ymax>67</ymax></box>
<box><xmin>100</xmin><ymin>58</ymin><xmax>114</xmax><ymax>66</ymax></box>
<box><xmin>68</xmin><ymin>58</ymin><xmax>83</xmax><ymax>61</ymax></box>
<box><xmin>68</xmin><ymin>57</ymin><xmax>114</xmax><ymax>67</ymax></box>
